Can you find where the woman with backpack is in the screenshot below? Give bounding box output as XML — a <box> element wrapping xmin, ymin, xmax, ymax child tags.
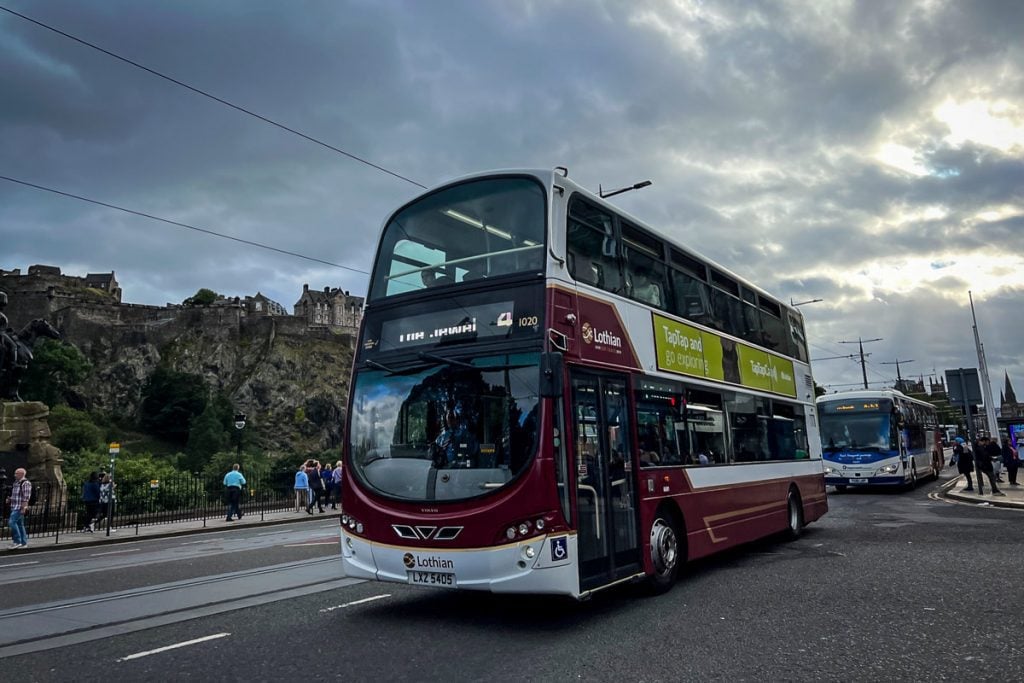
<box><xmin>954</xmin><ymin>439</ymin><xmax>975</xmax><ymax>491</ymax></box>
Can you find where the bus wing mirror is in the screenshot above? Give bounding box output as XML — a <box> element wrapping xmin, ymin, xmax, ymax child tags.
<box><xmin>540</xmin><ymin>352</ymin><xmax>564</xmax><ymax>398</ymax></box>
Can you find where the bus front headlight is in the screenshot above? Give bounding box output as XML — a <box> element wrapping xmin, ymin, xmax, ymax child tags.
<box><xmin>879</xmin><ymin>463</ymin><xmax>900</xmax><ymax>474</ymax></box>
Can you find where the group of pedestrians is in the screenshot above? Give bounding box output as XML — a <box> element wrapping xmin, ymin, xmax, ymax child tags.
<box><xmin>79</xmin><ymin>471</ymin><xmax>117</xmax><ymax>532</ymax></box>
<box><xmin>953</xmin><ymin>435</ymin><xmax>1021</xmax><ymax>495</ymax></box>
<box><xmin>293</xmin><ymin>459</ymin><xmax>342</xmax><ymax>514</ymax></box>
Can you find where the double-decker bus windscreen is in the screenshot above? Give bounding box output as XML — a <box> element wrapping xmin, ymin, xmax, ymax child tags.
<box><xmin>369</xmin><ymin>177</ymin><xmax>546</xmax><ymax>300</ymax></box>
<box><xmin>350</xmin><ymin>353</ymin><xmax>540</xmax><ymax>502</ymax></box>
<box><xmin>819</xmin><ymin>400</ymin><xmax>893</xmax><ymax>453</ymax></box>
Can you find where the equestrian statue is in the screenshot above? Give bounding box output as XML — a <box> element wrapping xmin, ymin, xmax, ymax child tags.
<box><xmin>0</xmin><ymin>291</ymin><xmax>63</xmax><ymax>402</ymax></box>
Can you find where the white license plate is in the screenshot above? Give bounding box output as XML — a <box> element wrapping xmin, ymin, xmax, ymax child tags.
<box><xmin>407</xmin><ymin>570</ymin><xmax>456</xmax><ymax>587</ymax></box>
<box><xmin>849</xmin><ymin>478</ymin><xmax>868</xmax><ymax>484</ymax></box>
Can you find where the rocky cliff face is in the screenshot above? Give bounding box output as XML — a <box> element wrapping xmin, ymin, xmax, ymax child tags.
<box><xmin>54</xmin><ymin>305</ymin><xmax>354</xmax><ymax>455</ymax></box>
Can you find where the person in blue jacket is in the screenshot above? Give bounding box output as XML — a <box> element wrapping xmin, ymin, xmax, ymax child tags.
<box><xmin>80</xmin><ymin>471</ymin><xmax>101</xmax><ymax>532</ymax></box>
<box><xmin>223</xmin><ymin>463</ymin><xmax>247</xmax><ymax>521</ymax></box>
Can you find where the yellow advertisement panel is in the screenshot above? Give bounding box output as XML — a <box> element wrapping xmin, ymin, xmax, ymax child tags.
<box><xmin>653</xmin><ymin>316</ymin><xmax>706</xmax><ymax>378</ymax></box>
<box><xmin>653</xmin><ymin>314</ymin><xmax>797</xmax><ymax>397</ymax></box>
<box><xmin>737</xmin><ymin>345</ymin><xmax>774</xmax><ymax>393</ymax></box>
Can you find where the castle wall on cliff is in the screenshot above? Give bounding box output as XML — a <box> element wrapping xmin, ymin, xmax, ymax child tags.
<box><xmin>1</xmin><ymin>265</ymin><xmax>358</xmax><ymax>454</ymax></box>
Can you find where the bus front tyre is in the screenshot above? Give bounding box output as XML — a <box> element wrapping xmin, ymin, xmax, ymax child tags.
<box><xmin>646</xmin><ymin>515</ymin><xmax>680</xmax><ymax>594</ymax></box>
<box><xmin>783</xmin><ymin>491</ymin><xmax>804</xmax><ymax>541</ymax></box>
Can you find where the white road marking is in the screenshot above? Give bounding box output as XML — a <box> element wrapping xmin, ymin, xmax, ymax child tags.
<box><xmin>0</xmin><ymin>561</ymin><xmax>39</xmax><ymax>568</ymax></box>
<box><xmin>91</xmin><ymin>548</ymin><xmax>142</xmax><ymax>557</ymax></box>
<box><xmin>284</xmin><ymin>541</ymin><xmax>338</xmax><ymax>547</ymax></box>
<box><xmin>117</xmin><ymin>632</ymin><xmax>231</xmax><ymax>662</ymax></box>
<box><xmin>179</xmin><ymin>539</ymin><xmax>214</xmax><ymax>545</ymax></box>
<box><xmin>319</xmin><ymin>594</ymin><xmax>391</xmax><ymax>613</ymax></box>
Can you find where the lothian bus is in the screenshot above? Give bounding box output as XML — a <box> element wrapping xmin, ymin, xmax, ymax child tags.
<box><xmin>339</xmin><ymin>168</ymin><xmax>827</xmax><ymax>598</ymax></box>
<box><xmin>817</xmin><ymin>390</ymin><xmax>943</xmax><ymax>491</ymax></box>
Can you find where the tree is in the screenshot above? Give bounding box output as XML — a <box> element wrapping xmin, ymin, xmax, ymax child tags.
<box><xmin>140</xmin><ymin>367</ymin><xmax>208</xmax><ymax>446</ymax></box>
<box><xmin>183</xmin><ymin>288</ymin><xmax>218</xmax><ymax>306</ymax></box>
<box><xmin>48</xmin><ymin>405</ymin><xmax>104</xmax><ymax>453</ymax></box>
<box><xmin>20</xmin><ymin>339</ymin><xmax>92</xmax><ymax>407</ymax></box>
<box><xmin>183</xmin><ymin>392</ymin><xmax>235</xmax><ymax>471</ymax></box>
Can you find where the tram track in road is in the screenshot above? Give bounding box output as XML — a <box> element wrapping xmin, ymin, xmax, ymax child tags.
<box><xmin>0</xmin><ymin>522</ymin><xmax>340</xmax><ymax>586</ymax></box>
<box><xmin>0</xmin><ymin>556</ymin><xmax>361</xmax><ymax>658</ymax></box>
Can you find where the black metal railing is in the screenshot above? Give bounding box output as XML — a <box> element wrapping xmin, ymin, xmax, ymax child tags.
<box><xmin>0</xmin><ymin>468</ymin><xmax>316</xmax><ymax>543</ymax></box>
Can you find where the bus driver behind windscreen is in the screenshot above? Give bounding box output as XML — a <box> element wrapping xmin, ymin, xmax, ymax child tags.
<box><xmin>430</xmin><ymin>408</ymin><xmax>480</xmax><ymax>468</ymax></box>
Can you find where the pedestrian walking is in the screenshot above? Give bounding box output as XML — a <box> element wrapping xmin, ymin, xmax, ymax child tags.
<box><xmin>1003</xmin><ymin>438</ymin><xmax>1020</xmax><ymax>486</ymax></box>
<box><xmin>973</xmin><ymin>437</ymin><xmax>1004</xmax><ymax>496</ymax></box>
<box><xmin>332</xmin><ymin>460</ymin><xmax>343</xmax><ymax>510</ymax></box>
<box><xmin>95</xmin><ymin>474</ymin><xmax>117</xmax><ymax>531</ymax></box>
<box><xmin>5</xmin><ymin>468</ymin><xmax>31</xmax><ymax>549</ymax></box>
<box><xmin>306</xmin><ymin>460</ymin><xmax>325</xmax><ymax>514</ymax></box>
<box><xmin>985</xmin><ymin>436</ymin><xmax>1004</xmax><ymax>482</ymax></box>
<box><xmin>294</xmin><ymin>464</ymin><xmax>309</xmax><ymax>512</ymax></box>
<box><xmin>223</xmin><ymin>463</ymin><xmax>246</xmax><ymax>521</ymax></box>
<box><xmin>322</xmin><ymin>463</ymin><xmax>336</xmax><ymax>510</ymax></box>
<box><xmin>80</xmin><ymin>471</ymin><xmax>101</xmax><ymax>532</ymax></box>
<box><xmin>955</xmin><ymin>439</ymin><xmax>974</xmax><ymax>490</ymax></box>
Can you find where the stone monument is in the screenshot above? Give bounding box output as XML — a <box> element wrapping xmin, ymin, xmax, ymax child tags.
<box><xmin>0</xmin><ymin>290</ymin><xmax>66</xmax><ymax>500</ymax></box>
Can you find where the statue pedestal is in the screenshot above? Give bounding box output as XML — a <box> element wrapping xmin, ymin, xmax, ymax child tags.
<box><xmin>0</xmin><ymin>401</ymin><xmax>65</xmax><ymax>489</ymax></box>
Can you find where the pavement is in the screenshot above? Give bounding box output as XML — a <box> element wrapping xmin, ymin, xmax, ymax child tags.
<box><xmin>4</xmin><ymin>468</ymin><xmax>1020</xmax><ymax>554</ymax></box>
<box><xmin>942</xmin><ymin>468</ymin><xmax>1024</xmax><ymax>509</ymax></box>
<box><xmin>2</xmin><ymin>505</ymin><xmax>340</xmax><ymax>553</ymax></box>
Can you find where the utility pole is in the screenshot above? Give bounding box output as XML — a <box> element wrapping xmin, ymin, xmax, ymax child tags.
<box><xmin>881</xmin><ymin>358</ymin><xmax>914</xmax><ymax>392</ymax></box>
<box><xmin>838</xmin><ymin>337</ymin><xmax>883</xmax><ymax>390</ymax></box>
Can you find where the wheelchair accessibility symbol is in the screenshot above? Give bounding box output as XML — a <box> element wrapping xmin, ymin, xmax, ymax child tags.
<box><xmin>550</xmin><ymin>536</ymin><xmax>568</xmax><ymax>562</ymax></box>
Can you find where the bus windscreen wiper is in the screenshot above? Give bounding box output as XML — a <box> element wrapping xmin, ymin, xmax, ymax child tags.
<box><xmin>363</xmin><ymin>359</ymin><xmax>399</xmax><ymax>374</ymax></box>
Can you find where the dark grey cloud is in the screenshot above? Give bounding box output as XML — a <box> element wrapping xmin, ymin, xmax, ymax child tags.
<box><xmin>2</xmin><ymin>0</ymin><xmax>1023</xmax><ymax>399</ymax></box>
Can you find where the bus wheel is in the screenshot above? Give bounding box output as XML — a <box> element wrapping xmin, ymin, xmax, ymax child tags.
<box><xmin>907</xmin><ymin>465</ymin><xmax>918</xmax><ymax>490</ymax></box>
<box><xmin>783</xmin><ymin>490</ymin><xmax>804</xmax><ymax>541</ymax></box>
<box><xmin>647</xmin><ymin>515</ymin><xmax>680</xmax><ymax>594</ymax></box>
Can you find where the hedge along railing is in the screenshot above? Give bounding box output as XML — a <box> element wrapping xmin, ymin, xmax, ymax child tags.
<box><xmin>0</xmin><ymin>467</ymin><xmax>325</xmax><ymax>543</ymax></box>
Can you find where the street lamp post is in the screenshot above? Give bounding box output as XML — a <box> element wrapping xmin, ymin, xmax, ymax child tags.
<box><xmin>233</xmin><ymin>413</ymin><xmax>246</xmax><ymax>457</ymax></box>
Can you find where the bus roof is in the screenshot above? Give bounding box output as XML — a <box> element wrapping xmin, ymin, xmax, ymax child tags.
<box><xmin>817</xmin><ymin>389</ymin><xmax>935</xmax><ymax>409</ymax></box>
<box><xmin>404</xmin><ymin>167</ymin><xmax>804</xmax><ymax>322</ymax></box>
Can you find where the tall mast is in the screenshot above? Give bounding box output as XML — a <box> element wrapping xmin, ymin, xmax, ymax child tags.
<box><xmin>970</xmin><ymin>291</ymin><xmax>999</xmax><ymax>437</ymax></box>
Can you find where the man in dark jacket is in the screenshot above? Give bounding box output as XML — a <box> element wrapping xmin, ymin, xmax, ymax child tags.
<box><xmin>305</xmin><ymin>460</ymin><xmax>325</xmax><ymax>514</ymax></box>
<box><xmin>973</xmin><ymin>437</ymin><xmax>1004</xmax><ymax>496</ymax></box>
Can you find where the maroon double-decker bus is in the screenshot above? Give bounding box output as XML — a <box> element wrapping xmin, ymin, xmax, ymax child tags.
<box><xmin>340</xmin><ymin>168</ymin><xmax>827</xmax><ymax>598</ymax></box>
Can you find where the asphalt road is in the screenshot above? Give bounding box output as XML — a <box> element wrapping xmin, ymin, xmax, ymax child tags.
<box><xmin>4</xmin><ymin>469</ymin><xmax>1023</xmax><ymax>682</ymax></box>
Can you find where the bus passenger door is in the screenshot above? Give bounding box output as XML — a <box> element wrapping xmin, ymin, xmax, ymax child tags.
<box><xmin>570</xmin><ymin>370</ymin><xmax>641</xmax><ymax>591</ymax></box>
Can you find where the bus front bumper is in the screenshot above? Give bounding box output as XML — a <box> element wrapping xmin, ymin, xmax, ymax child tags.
<box><xmin>340</xmin><ymin>530</ymin><xmax>581</xmax><ymax>597</ymax></box>
<box><xmin>826</xmin><ymin>475</ymin><xmax>906</xmax><ymax>487</ymax></box>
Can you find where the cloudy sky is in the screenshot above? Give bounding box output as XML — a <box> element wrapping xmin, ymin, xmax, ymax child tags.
<box><xmin>2</xmin><ymin>0</ymin><xmax>1023</xmax><ymax>405</ymax></box>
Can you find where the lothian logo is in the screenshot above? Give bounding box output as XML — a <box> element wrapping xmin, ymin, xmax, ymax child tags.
<box><xmin>581</xmin><ymin>321</ymin><xmax>622</xmax><ymax>348</ymax></box>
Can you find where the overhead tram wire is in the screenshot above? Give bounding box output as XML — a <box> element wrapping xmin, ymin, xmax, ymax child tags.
<box><xmin>0</xmin><ymin>175</ymin><xmax>369</xmax><ymax>275</ymax></box>
<box><xmin>0</xmin><ymin>5</ymin><xmax>427</xmax><ymax>191</ymax></box>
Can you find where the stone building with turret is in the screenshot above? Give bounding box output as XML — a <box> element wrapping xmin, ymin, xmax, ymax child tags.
<box><xmin>294</xmin><ymin>284</ymin><xmax>363</xmax><ymax>329</ymax></box>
